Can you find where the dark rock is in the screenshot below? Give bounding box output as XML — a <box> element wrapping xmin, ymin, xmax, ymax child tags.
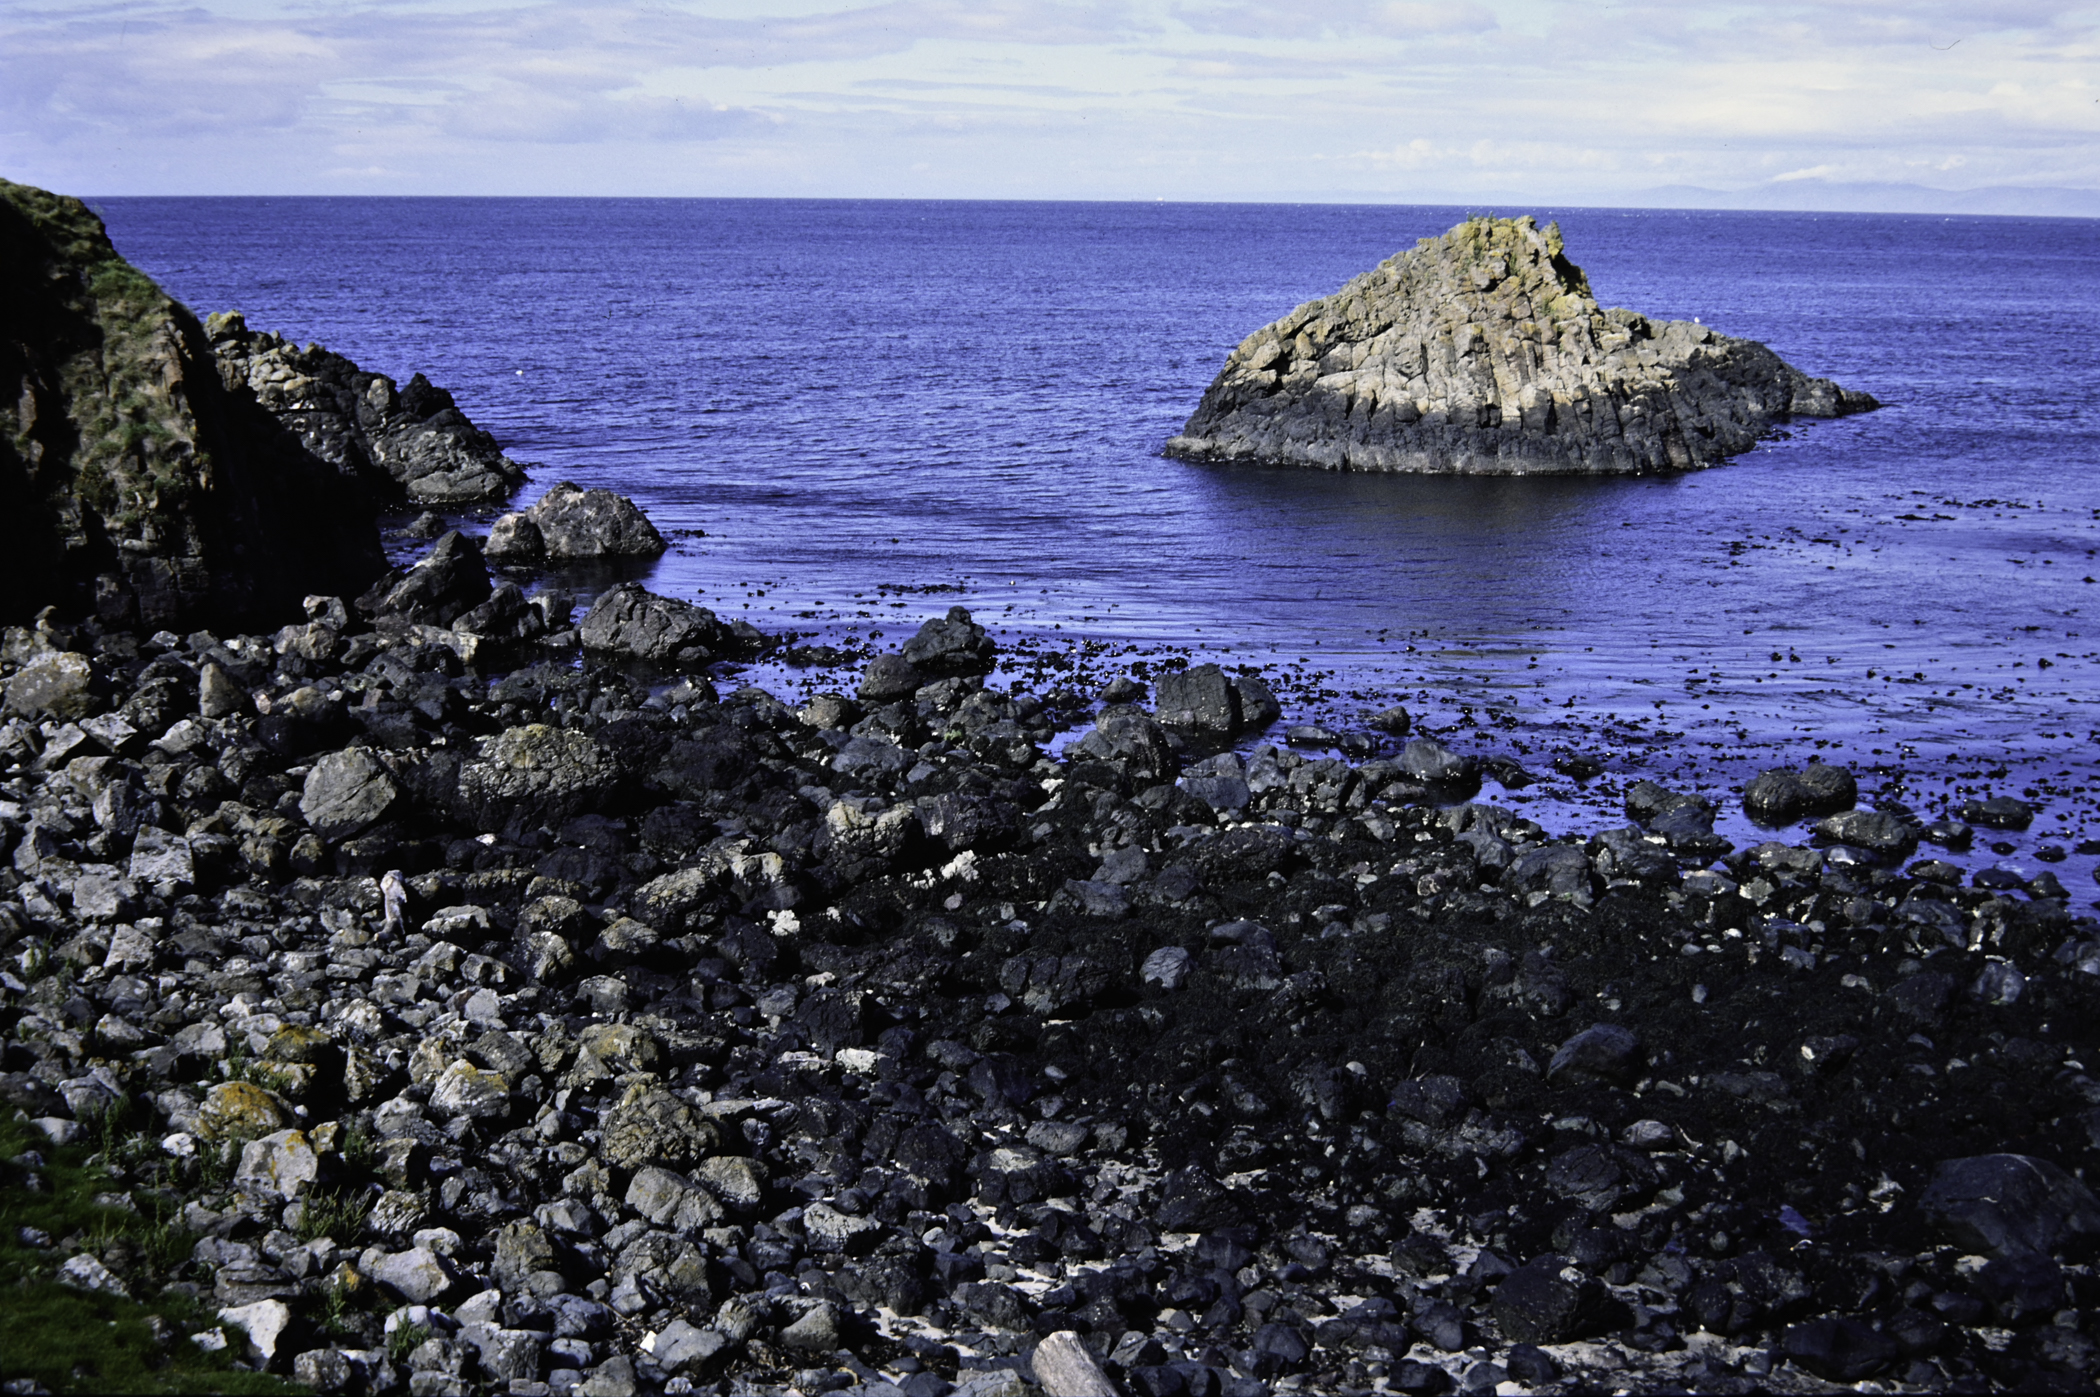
<box><xmin>1797</xmin><ymin>761</ymin><xmax>1858</xmax><ymax>813</ymax></box>
<box><xmin>1960</xmin><ymin>795</ymin><xmax>2035</xmax><ymax>831</ymax></box>
<box><xmin>578</xmin><ymin>584</ymin><xmax>730</xmax><ymax>669</ymax></box>
<box><xmin>1884</xmin><ymin>972</ymin><xmax>1956</xmax><ymax>1025</ymax></box>
<box><xmin>1157</xmin><ymin>1168</ymin><xmax>1241</xmax><ymax>1231</ymax></box>
<box><xmin>1069</xmin><ymin>710</ymin><xmax>1178</xmax><ymax>783</ymax></box>
<box><xmin>1156</xmin><ymin>664</ymin><xmax>1241</xmax><ymax>734</ymax></box>
<box><xmin>1815</xmin><ymin>808</ymin><xmax>1918</xmax><ymax>859</ymax></box>
<box><xmin>1491</xmin><ymin>1257</ymin><xmax>1603</xmax><ymax>1343</ymax></box>
<box><xmin>459</xmin><ymin>724</ymin><xmax>620</xmax><ymax>835</ymax></box>
<box><xmin>1502</xmin><ymin>1345</ymin><xmax>1557</xmax><ymax>1385</ymax></box>
<box><xmin>1974</xmin><ymin>1251</ymin><xmax>2066</xmax><ymax>1322</ymax></box>
<box><xmin>0</xmin><ymin>180</ymin><xmax>388</xmax><ymax>630</ymax></box>
<box><xmin>299</xmin><ymin>747</ymin><xmax>401</xmax><ymax>840</ymax></box>
<box><xmin>1781</xmin><ymin>1318</ymin><xmax>1899</xmax><ymax>1382</ymax></box>
<box><xmin>1505</xmin><ymin>844</ymin><xmax>1590</xmax><ymax>898</ymax></box>
<box><xmin>210</xmin><ymin>313</ymin><xmax>525</xmax><ymax>505</ymax></box>
<box><xmin>1367</xmin><ymin>705</ymin><xmax>1412</xmax><ymax>735</ymax></box>
<box><xmin>900</xmin><ymin>607</ymin><xmax>995</xmax><ymax>677</ymax></box>
<box><xmin>859</xmin><ymin>653</ymin><xmax>927</xmax><ymax>703</ymax></box>
<box><xmin>1919</xmin><ymin>1154</ymin><xmax>2100</xmax><ymax>1259</ymax></box>
<box><xmin>1398</xmin><ymin>738</ymin><xmax>1476</xmax><ymax>789</ymax></box>
<box><xmin>1546</xmin><ymin>1024</ymin><xmax>1643</xmax><ymax>1085</ymax></box>
<box><xmin>361</xmin><ymin>529</ymin><xmax>491</xmax><ymax>627</ymax></box>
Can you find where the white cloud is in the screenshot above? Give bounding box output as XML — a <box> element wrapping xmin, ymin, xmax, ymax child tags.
<box><xmin>0</xmin><ymin>0</ymin><xmax>2093</xmax><ymax>206</ymax></box>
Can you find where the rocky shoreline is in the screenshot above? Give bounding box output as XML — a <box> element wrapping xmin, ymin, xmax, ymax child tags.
<box><xmin>1165</xmin><ymin>216</ymin><xmax>1878</xmax><ymax>475</ymax></box>
<box><xmin>4</xmin><ymin>535</ymin><xmax>2099</xmax><ymax>1395</ymax></box>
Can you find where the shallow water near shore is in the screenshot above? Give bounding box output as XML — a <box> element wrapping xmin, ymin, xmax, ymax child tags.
<box><xmin>96</xmin><ymin>197</ymin><xmax>2100</xmax><ymax>890</ymax></box>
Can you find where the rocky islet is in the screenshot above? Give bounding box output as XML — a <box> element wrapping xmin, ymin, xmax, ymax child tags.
<box><xmin>1166</xmin><ymin>215</ymin><xmax>1878</xmax><ymax>475</ymax></box>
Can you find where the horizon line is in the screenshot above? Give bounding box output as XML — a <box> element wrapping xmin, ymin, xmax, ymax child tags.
<box><xmin>72</xmin><ymin>191</ymin><xmax>2100</xmax><ymax>222</ymax></box>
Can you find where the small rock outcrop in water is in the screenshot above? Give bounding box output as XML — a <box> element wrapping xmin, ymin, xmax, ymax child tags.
<box><xmin>207</xmin><ymin>311</ymin><xmax>526</xmax><ymax>506</ymax></box>
<box><xmin>0</xmin><ymin>178</ymin><xmax>386</xmax><ymax>629</ymax></box>
<box><xmin>1167</xmin><ymin>215</ymin><xmax>1878</xmax><ymax>474</ymax></box>
<box><xmin>485</xmin><ymin>481</ymin><xmax>666</xmax><ymax>562</ymax></box>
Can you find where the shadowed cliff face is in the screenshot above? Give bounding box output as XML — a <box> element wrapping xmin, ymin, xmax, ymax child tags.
<box><xmin>1168</xmin><ymin>214</ymin><xmax>1879</xmax><ymax>475</ymax></box>
<box><xmin>0</xmin><ymin>178</ymin><xmax>387</xmax><ymax>631</ymax></box>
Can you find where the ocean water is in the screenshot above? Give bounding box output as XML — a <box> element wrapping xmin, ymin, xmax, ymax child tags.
<box><xmin>94</xmin><ymin>197</ymin><xmax>2100</xmax><ymax>888</ymax></box>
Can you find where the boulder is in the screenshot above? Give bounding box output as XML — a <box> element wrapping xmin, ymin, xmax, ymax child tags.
<box><xmin>1815</xmin><ymin>808</ymin><xmax>1918</xmax><ymax>860</ymax></box>
<box><xmin>234</xmin><ymin>1128</ymin><xmax>320</xmax><ymax>1200</ymax></box>
<box><xmin>360</xmin><ymin>529</ymin><xmax>491</xmax><ymax>627</ymax></box>
<box><xmin>858</xmin><ymin>653</ymin><xmax>926</xmax><ymax>702</ymax></box>
<box><xmin>1744</xmin><ymin>763</ymin><xmax>1857</xmax><ymax>824</ymax></box>
<box><xmin>578</xmin><ymin>584</ymin><xmax>729</xmax><ymax>668</ymax></box>
<box><xmin>599</xmin><ymin>1083</ymin><xmax>722</xmax><ymax>1170</ymax></box>
<box><xmin>5</xmin><ymin>652</ymin><xmax>100</xmax><ymax>721</ymax></box>
<box><xmin>484</xmin><ymin>481</ymin><xmax>667</xmax><ymax>561</ymax></box>
<box><xmin>1547</xmin><ymin>1024</ymin><xmax>1644</xmax><ymax>1085</ymax></box>
<box><xmin>1492</xmin><ymin>1257</ymin><xmax>1605</xmax><ymax>1344</ymax></box>
<box><xmin>300</xmin><ymin>747</ymin><xmax>401</xmax><ymax>840</ymax></box>
<box><xmin>1166</xmin><ymin>213</ymin><xmax>1876</xmax><ymax>475</ymax></box>
<box><xmin>459</xmin><ymin>724</ymin><xmax>620</xmax><ymax>834</ymax></box>
<box><xmin>1155</xmin><ymin>663</ymin><xmax>1240</xmax><ymax>733</ymax></box>
<box><xmin>1920</xmin><ymin>1154</ymin><xmax>2100</xmax><ymax>1259</ymax></box>
<box><xmin>218</xmin><ymin>1298</ymin><xmax>294</xmax><ymax>1367</ymax></box>
<box><xmin>900</xmin><ymin>606</ymin><xmax>995</xmax><ymax>676</ymax></box>
<box><xmin>1781</xmin><ymin>1318</ymin><xmax>1899</xmax><ymax>1383</ymax></box>
<box><xmin>454</xmin><ymin>582</ymin><xmax>548</xmax><ymax>644</ymax></box>
<box><xmin>1069</xmin><ymin>709</ymin><xmax>1178</xmax><ymax>782</ymax></box>
<box><xmin>1399</xmin><ymin>737</ymin><xmax>1476</xmax><ymax>788</ymax></box>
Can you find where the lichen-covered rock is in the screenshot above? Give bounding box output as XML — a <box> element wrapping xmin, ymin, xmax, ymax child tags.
<box><xmin>0</xmin><ymin>178</ymin><xmax>386</xmax><ymax>629</ymax></box>
<box><xmin>206</xmin><ymin>311</ymin><xmax>526</xmax><ymax>505</ymax></box>
<box><xmin>458</xmin><ymin>724</ymin><xmax>619</xmax><ymax>834</ymax></box>
<box><xmin>599</xmin><ymin>1084</ymin><xmax>721</xmax><ymax>1171</ymax></box>
<box><xmin>1168</xmin><ymin>214</ymin><xmax>1877</xmax><ymax>475</ymax></box>
<box><xmin>196</xmin><ymin>1081</ymin><xmax>289</xmax><ymax>1141</ymax></box>
<box><xmin>484</xmin><ymin>481</ymin><xmax>665</xmax><ymax>561</ymax></box>
<box><xmin>234</xmin><ymin>1127</ymin><xmax>320</xmax><ymax>1199</ymax></box>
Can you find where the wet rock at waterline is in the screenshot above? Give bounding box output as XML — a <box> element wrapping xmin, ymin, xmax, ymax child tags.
<box><xmin>1167</xmin><ymin>215</ymin><xmax>1878</xmax><ymax>475</ymax></box>
<box><xmin>207</xmin><ymin>311</ymin><xmax>526</xmax><ymax>507</ymax></box>
<box><xmin>484</xmin><ymin>482</ymin><xmax>667</xmax><ymax>563</ymax></box>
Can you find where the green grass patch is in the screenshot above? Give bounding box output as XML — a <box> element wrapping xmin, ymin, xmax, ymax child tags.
<box><xmin>0</xmin><ymin>1116</ymin><xmax>306</xmax><ymax>1394</ymax></box>
<box><xmin>0</xmin><ymin>1281</ymin><xmax>305</xmax><ymax>1394</ymax></box>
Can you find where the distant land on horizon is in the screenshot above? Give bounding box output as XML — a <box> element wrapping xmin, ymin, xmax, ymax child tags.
<box><xmin>78</xmin><ymin>178</ymin><xmax>2100</xmax><ymax>221</ymax></box>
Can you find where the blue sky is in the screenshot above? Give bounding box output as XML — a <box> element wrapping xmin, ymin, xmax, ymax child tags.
<box><xmin>4</xmin><ymin>1</ymin><xmax>2096</xmax><ymax>210</ymax></box>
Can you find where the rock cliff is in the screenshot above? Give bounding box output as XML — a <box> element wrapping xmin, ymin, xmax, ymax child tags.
<box><xmin>207</xmin><ymin>312</ymin><xmax>526</xmax><ymax>506</ymax></box>
<box><xmin>0</xmin><ymin>178</ymin><xmax>385</xmax><ymax>631</ymax></box>
<box><xmin>1167</xmin><ymin>215</ymin><xmax>1878</xmax><ymax>475</ymax></box>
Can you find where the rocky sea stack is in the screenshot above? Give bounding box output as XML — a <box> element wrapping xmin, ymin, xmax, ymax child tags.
<box><xmin>1166</xmin><ymin>215</ymin><xmax>1878</xmax><ymax>475</ymax></box>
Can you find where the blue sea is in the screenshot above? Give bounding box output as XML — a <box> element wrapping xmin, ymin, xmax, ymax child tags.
<box><xmin>93</xmin><ymin>198</ymin><xmax>2100</xmax><ymax>887</ymax></box>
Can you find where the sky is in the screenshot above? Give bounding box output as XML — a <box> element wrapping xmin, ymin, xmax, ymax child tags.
<box><xmin>3</xmin><ymin>1</ymin><xmax>2097</xmax><ymax>210</ymax></box>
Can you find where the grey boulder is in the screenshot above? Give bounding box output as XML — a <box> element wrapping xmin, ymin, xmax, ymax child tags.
<box><xmin>484</xmin><ymin>481</ymin><xmax>667</xmax><ymax>561</ymax></box>
<box><xmin>300</xmin><ymin>747</ymin><xmax>401</xmax><ymax>840</ymax></box>
<box><xmin>578</xmin><ymin>584</ymin><xmax>728</xmax><ymax>669</ymax></box>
